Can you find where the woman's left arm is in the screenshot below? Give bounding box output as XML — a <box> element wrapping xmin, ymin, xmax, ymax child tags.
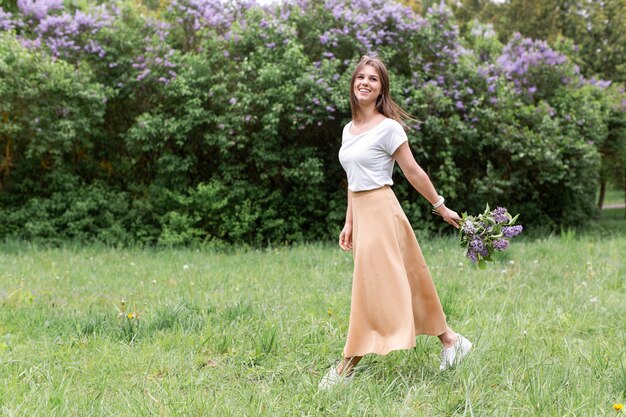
<box><xmin>393</xmin><ymin>142</ymin><xmax>461</xmax><ymax>228</ymax></box>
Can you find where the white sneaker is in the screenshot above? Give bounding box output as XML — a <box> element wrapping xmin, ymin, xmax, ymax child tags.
<box><xmin>439</xmin><ymin>334</ymin><xmax>472</xmax><ymax>371</ymax></box>
<box><xmin>318</xmin><ymin>365</ymin><xmax>354</xmax><ymax>390</ymax></box>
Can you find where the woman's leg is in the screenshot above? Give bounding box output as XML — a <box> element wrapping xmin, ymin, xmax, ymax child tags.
<box><xmin>338</xmin><ymin>355</ymin><xmax>363</xmax><ymax>375</ymax></box>
<box><xmin>437</xmin><ymin>327</ymin><xmax>457</xmax><ymax>348</ymax></box>
<box><xmin>438</xmin><ymin>327</ymin><xmax>472</xmax><ymax>370</ymax></box>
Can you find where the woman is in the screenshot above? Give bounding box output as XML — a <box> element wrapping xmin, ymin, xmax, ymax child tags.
<box><xmin>319</xmin><ymin>56</ymin><xmax>472</xmax><ymax>389</ymax></box>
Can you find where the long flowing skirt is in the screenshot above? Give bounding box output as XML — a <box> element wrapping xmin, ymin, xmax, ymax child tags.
<box><xmin>343</xmin><ymin>186</ymin><xmax>448</xmax><ymax>357</ymax></box>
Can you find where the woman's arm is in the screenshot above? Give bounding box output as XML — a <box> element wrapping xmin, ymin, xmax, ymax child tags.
<box><xmin>393</xmin><ymin>142</ymin><xmax>461</xmax><ymax>228</ymax></box>
<box><xmin>339</xmin><ymin>190</ymin><xmax>353</xmax><ymax>251</ymax></box>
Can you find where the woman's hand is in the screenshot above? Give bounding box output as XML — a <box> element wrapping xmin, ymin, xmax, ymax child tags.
<box><xmin>339</xmin><ymin>223</ymin><xmax>353</xmax><ymax>251</ymax></box>
<box><xmin>436</xmin><ymin>205</ymin><xmax>462</xmax><ymax>229</ymax></box>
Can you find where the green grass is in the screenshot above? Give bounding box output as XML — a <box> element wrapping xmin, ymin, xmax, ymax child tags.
<box><xmin>602</xmin><ymin>185</ymin><xmax>625</xmax><ymax>207</ymax></box>
<box><xmin>605</xmin><ymin>189</ymin><xmax>623</xmax><ymax>206</ymax></box>
<box><xmin>0</xmin><ymin>228</ymin><xmax>624</xmax><ymax>416</ymax></box>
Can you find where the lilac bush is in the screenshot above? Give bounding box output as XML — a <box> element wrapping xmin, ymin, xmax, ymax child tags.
<box><xmin>0</xmin><ymin>0</ymin><xmax>622</xmax><ymax>245</ymax></box>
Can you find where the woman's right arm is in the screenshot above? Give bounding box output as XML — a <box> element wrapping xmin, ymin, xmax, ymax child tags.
<box><xmin>339</xmin><ymin>191</ymin><xmax>353</xmax><ymax>251</ymax></box>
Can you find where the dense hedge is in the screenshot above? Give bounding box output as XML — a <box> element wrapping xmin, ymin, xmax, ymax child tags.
<box><xmin>0</xmin><ymin>0</ymin><xmax>624</xmax><ymax>245</ymax></box>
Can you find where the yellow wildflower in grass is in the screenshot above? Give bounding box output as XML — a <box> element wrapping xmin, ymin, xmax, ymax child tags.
<box><xmin>127</xmin><ymin>313</ymin><xmax>135</xmax><ymax>319</ymax></box>
<box><xmin>614</xmin><ymin>403</ymin><xmax>624</xmax><ymax>412</ymax></box>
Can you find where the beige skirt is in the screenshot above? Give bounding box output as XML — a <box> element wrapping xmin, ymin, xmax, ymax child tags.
<box><xmin>343</xmin><ymin>186</ymin><xmax>448</xmax><ymax>357</ymax></box>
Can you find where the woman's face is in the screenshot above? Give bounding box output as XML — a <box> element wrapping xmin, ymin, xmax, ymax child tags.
<box><xmin>353</xmin><ymin>64</ymin><xmax>381</xmax><ymax>106</ymax></box>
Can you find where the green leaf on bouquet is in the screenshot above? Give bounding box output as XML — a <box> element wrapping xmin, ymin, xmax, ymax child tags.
<box><xmin>509</xmin><ymin>214</ymin><xmax>520</xmax><ymax>224</ymax></box>
<box><xmin>478</xmin><ymin>259</ymin><xmax>487</xmax><ymax>269</ymax></box>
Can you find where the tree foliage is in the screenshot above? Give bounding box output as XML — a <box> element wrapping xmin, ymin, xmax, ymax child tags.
<box><xmin>0</xmin><ymin>0</ymin><xmax>623</xmax><ymax>245</ymax></box>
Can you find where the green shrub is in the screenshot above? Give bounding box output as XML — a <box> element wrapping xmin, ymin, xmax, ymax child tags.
<box><xmin>0</xmin><ymin>0</ymin><xmax>622</xmax><ymax>245</ymax></box>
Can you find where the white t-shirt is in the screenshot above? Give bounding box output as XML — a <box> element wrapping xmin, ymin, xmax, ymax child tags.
<box><xmin>338</xmin><ymin>118</ymin><xmax>408</xmax><ymax>192</ymax></box>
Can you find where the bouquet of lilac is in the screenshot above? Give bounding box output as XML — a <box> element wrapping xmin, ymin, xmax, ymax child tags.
<box><xmin>459</xmin><ymin>205</ymin><xmax>523</xmax><ymax>268</ymax></box>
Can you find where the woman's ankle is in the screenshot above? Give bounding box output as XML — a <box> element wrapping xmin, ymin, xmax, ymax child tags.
<box><xmin>438</xmin><ymin>330</ymin><xmax>457</xmax><ymax>348</ymax></box>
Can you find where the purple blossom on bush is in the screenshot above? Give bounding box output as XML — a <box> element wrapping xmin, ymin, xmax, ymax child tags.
<box><xmin>17</xmin><ymin>0</ymin><xmax>63</xmax><ymax>20</ymax></box>
<box><xmin>588</xmin><ymin>78</ymin><xmax>612</xmax><ymax>89</ymax></box>
<box><xmin>316</xmin><ymin>0</ymin><xmax>427</xmax><ymax>54</ymax></box>
<box><xmin>492</xmin><ymin>33</ymin><xmax>573</xmax><ymax>99</ymax></box>
<box><xmin>11</xmin><ymin>2</ymin><xmax>113</xmax><ymax>59</ymax></box>
<box><xmin>0</xmin><ymin>7</ymin><xmax>16</xmax><ymax>30</ymax></box>
<box><xmin>130</xmin><ymin>19</ymin><xmax>177</xmax><ymax>84</ymax></box>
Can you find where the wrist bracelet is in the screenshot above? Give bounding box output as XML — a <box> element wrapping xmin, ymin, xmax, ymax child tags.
<box><xmin>432</xmin><ymin>195</ymin><xmax>445</xmax><ymax>209</ymax></box>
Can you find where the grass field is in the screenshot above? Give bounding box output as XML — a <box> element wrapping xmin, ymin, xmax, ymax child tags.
<box><xmin>0</xmin><ymin>219</ymin><xmax>624</xmax><ymax>416</ymax></box>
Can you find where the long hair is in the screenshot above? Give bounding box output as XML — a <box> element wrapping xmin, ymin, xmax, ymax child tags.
<box><xmin>349</xmin><ymin>55</ymin><xmax>414</xmax><ymax>128</ymax></box>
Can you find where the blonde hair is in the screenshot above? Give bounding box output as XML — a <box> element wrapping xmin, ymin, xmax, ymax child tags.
<box><xmin>349</xmin><ymin>55</ymin><xmax>414</xmax><ymax>127</ymax></box>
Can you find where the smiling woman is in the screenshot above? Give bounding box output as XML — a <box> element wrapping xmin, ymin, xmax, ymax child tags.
<box><xmin>319</xmin><ymin>56</ymin><xmax>473</xmax><ymax>389</ymax></box>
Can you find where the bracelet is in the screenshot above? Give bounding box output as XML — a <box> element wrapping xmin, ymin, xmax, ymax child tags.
<box><xmin>432</xmin><ymin>195</ymin><xmax>445</xmax><ymax>209</ymax></box>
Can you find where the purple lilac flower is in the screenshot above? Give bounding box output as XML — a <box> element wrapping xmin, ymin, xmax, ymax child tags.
<box><xmin>502</xmin><ymin>225</ymin><xmax>523</xmax><ymax>238</ymax></box>
<box><xmin>470</xmin><ymin>238</ymin><xmax>485</xmax><ymax>253</ymax></box>
<box><xmin>0</xmin><ymin>8</ymin><xmax>15</xmax><ymax>30</ymax></box>
<box><xmin>588</xmin><ymin>78</ymin><xmax>612</xmax><ymax>89</ymax></box>
<box><xmin>229</xmin><ymin>97</ymin><xmax>237</xmax><ymax>105</ymax></box>
<box><xmin>466</xmin><ymin>250</ymin><xmax>478</xmax><ymax>263</ymax></box>
<box><xmin>493</xmin><ymin>239</ymin><xmax>509</xmax><ymax>251</ymax></box>
<box><xmin>17</xmin><ymin>0</ymin><xmax>64</xmax><ymax>20</ymax></box>
<box><xmin>16</xmin><ymin>3</ymin><xmax>113</xmax><ymax>59</ymax></box>
<box><xmin>491</xmin><ymin>207</ymin><xmax>508</xmax><ymax>224</ymax></box>
<box><xmin>461</xmin><ymin>220</ymin><xmax>476</xmax><ymax>235</ymax></box>
<box><xmin>318</xmin><ymin>0</ymin><xmax>429</xmax><ymax>54</ymax></box>
<box><xmin>492</xmin><ymin>33</ymin><xmax>570</xmax><ymax>98</ymax></box>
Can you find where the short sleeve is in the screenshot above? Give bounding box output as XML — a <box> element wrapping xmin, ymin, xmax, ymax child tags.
<box><xmin>380</xmin><ymin>120</ymin><xmax>408</xmax><ymax>155</ymax></box>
